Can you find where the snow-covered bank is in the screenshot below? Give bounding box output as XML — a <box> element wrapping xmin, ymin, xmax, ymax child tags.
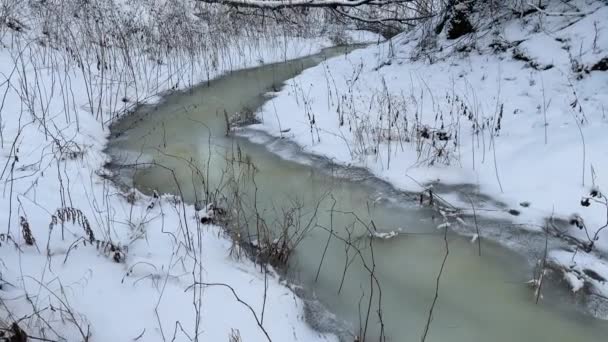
<box><xmin>0</xmin><ymin>0</ymin><xmax>380</xmax><ymax>340</ymax></box>
<box><xmin>254</xmin><ymin>0</ymin><xmax>608</xmax><ymax>310</ymax></box>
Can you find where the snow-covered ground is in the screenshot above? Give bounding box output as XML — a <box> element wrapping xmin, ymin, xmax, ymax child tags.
<box><xmin>0</xmin><ymin>0</ymin><xmax>379</xmax><ymax>340</ymax></box>
<box><xmin>254</xmin><ymin>0</ymin><xmax>608</xmax><ymax>309</ymax></box>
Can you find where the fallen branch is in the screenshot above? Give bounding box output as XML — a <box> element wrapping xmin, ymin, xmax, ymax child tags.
<box><xmin>185</xmin><ymin>282</ymin><xmax>272</xmax><ymax>342</ymax></box>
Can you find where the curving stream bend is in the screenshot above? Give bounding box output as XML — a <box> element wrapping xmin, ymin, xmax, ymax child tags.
<box><xmin>106</xmin><ymin>46</ymin><xmax>608</xmax><ymax>341</ymax></box>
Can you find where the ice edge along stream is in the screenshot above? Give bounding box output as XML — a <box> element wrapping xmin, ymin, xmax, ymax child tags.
<box><xmin>105</xmin><ymin>45</ymin><xmax>608</xmax><ymax>341</ymax></box>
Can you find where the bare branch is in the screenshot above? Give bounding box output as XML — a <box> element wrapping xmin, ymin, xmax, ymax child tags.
<box><xmin>200</xmin><ymin>0</ymin><xmax>414</xmax><ymax>9</ymax></box>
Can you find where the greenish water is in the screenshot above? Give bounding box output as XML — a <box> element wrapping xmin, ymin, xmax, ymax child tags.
<box><xmin>106</xmin><ymin>46</ymin><xmax>608</xmax><ymax>341</ymax></box>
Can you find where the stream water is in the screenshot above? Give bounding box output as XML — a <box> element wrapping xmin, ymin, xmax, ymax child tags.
<box><xmin>106</xmin><ymin>46</ymin><xmax>608</xmax><ymax>341</ymax></box>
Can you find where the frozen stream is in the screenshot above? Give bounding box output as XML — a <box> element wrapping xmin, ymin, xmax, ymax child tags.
<box><xmin>106</xmin><ymin>46</ymin><xmax>608</xmax><ymax>341</ymax></box>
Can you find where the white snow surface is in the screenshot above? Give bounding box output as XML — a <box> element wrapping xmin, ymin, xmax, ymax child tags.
<box><xmin>0</xmin><ymin>1</ymin><xmax>380</xmax><ymax>340</ymax></box>
<box><xmin>254</xmin><ymin>0</ymin><xmax>608</xmax><ymax>304</ymax></box>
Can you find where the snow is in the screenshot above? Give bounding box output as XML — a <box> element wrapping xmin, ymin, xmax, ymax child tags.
<box><xmin>562</xmin><ymin>266</ymin><xmax>586</xmax><ymax>294</ymax></box>
<box><xmin>252</xmin><ymin>0</ymin><xmax>608</xmax><ymax>308</ymax></box>
<box><xmin>1</xmin><ymin>194</ymin><xmax>333</xmax><ymax>341</ymax></box>
<box><xmin>3</xmin><ymin>0</ymin><xmax>607</xmax><ymax>337</ymax></box>
<box><xmin>551</xmin><ymin>249</ymin><xmax>608</xmax><ymax>296</ymax></box>
<box><xmin>369</xmin><ymin>230</ymin><xmax>398</xmax><ymax>240</ymax></box>
<box><xmin>0</xmin><ymin>0</ymin><xmax>380</xmax><ymax>340</ymax></box>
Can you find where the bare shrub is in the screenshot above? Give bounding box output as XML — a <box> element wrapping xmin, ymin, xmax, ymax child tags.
<box><xmin>50</xmin><ymin>207</ymin><xmax>95</xmax><ymax>243</ymax></box>
<box><xmin>329</xmin><ymin>29</ymin><xmax>349</xmax><ymax>46</ymax></box>
<box><xmin>228</xmin><ymin>328</ymin><xmax>242</xmax><ymax>342</ymax></box>
<box><xmin>575</xmin><ymin>185</ymin><xmax>608</xmax><ymax>252</ymax></box>
<box><xmin>19</xmin><ymin>216</ymin><xmax>34</xmax><ymax>246</ymax></box>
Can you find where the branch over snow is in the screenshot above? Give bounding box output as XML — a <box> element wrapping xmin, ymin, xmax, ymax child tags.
<box><xmin>526</xmin><ymin>2</ymin><xmax>591</xmax><ymax>17</ymax></box>
<box><xmin>333</xmin><ymin>7</ymin><xmax>434</xmax><ymax>25</ymax></box>
<box><xmin>199</xmin><ymin>0</ymin><xmax>417</xmax><ymax>9</ymax></box>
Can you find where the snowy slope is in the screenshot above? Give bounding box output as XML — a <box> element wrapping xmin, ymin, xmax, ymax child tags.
<box><xmin>0</xmin><ymin>1</ymin><xmax>379</xmax><ymax>340</ymax></box>
<box><xmin>253</xmin><ymin>0</ymin><xmax>608</xmax><ymax>312</ymax></box>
